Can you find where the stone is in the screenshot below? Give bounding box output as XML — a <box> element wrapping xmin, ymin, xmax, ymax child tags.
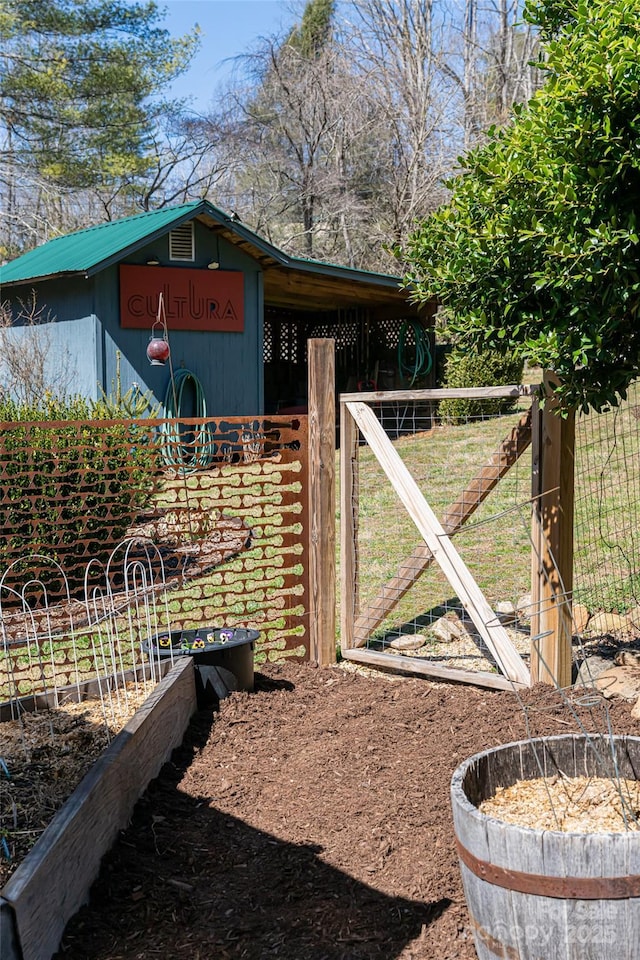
<box><xmin>574</xmin><ymin>655</ymin><xmax>616</xmax><ymax>688</ymax></box>
<box><xmin>626</xmin><ymin>606</ymin><xmax>640</xmax><ymax>632</ymax></box>
<box><xmin>571</xmin><ymin>603</ymin><xmax>590</xmax><ymax>635</ymax></box>
<box><xmin>585</xmin><ymin>611</ymin><xmax>629</xmax><ymax>637</ymax></box>
<box><xmin>495</xmin><ymin>601</ymin><xmax>517</xmax><ymax>624</ymax></box>
<box><xmin>516</xmin><ymin>594</ymin><xmax>532</xmax><ymax>620</ymax></box>
<box><xmin>496</xmin><ymin>601</ymin><xmax>516</xmax><ymax>614</ymax></box>
<box><xmin>594</xmin><ymin>665</ymin><xmax>640</xmax><ymax>701</ymax></box>
<box><xmin>389</xmin><ymin>634</ymin><xmax>426</xmax><ymax>651</ymax></box>
<box><xmin>614</xmin><ymin>648</ymin><xmax>640</xmax><ymax>667</ymax></box>
<box><xmin>430</xmin><ymin>616</ymin><xmax>467</xmax><ymax>643</ymax></box>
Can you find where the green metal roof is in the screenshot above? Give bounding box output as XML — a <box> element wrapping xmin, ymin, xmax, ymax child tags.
<box><xmin>0</xmin><ymin>201</ymin><xmax>206</xmax><ymax>285</ymax></box>
<box><xmin>0</xmin><ymin>198</ymin><xmax>404</xmax><ymax>290</ymax></box>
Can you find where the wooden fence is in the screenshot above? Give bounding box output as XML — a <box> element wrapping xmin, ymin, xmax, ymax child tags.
<box><xmin>2</xmin><ymin>336</ymin><xmax>607</xmax><ymax>694</ymax></box>
<box><xmin>339</xmin><ymin>379</ymin><xmax>577</xmax><ymax>689</ymax></box>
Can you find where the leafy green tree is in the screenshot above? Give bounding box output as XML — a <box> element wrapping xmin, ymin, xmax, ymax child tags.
<box><xmin>0</xmin><ymin>0</ymin><xmax>198</xmax><ymax>251</ymax></box>
<box><xmin>403</xmin><ymin>0</ymin><xmax>640</xmax><ymax>413</ymax></box>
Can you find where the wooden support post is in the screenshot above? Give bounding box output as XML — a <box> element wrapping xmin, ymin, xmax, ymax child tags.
<box><xmin>340</xmin><ymin>398</ymin><xmax>360</xmax><ymax>652</ymax></box>
<box><xmin>308</xmin><ymin>338</ymin><xmax>336</xmax><ymax>665</ymax></box>
<box><xmin>530</xmin><ymin>373</ymin><xmax>575</xmax><ymax>687</ymax></box>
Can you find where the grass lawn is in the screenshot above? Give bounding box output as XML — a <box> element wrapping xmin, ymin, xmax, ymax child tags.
<box><xmin>339</xmin><ymin>398</ymin><xmax>534</xmax><ymax>643</ymax></box>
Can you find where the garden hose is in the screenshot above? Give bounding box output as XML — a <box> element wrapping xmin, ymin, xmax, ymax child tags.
<box><xmin>397</xmin><ymin>319</ymin><xmax>433</xmax><ymax>386</ymax></box>
<box><xmin>160</xmin><ymin>368</ymin><xmax>216</xmax><ymax>471</ymax></box>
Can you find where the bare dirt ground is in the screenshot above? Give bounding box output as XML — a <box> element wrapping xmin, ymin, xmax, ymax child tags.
<box><xmin>54</xmin><ymin>661</ymin><xmax>637</xmax><ymax>960</ymax></box>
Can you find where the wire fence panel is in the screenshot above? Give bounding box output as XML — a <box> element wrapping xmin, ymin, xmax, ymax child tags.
<box><xmin>342</xmin><ymin>380</ymin><xmax>640</xmax><ymax>686</ymax></box>
<box><xmin>574</xmin><ymin>382</ymin><xmax>640</xmax><ymax>636</ymax></box>
<box><xmin>340</xmin><ymin>389</ymin><xmax>534</xmax><ymax>688</ymax></box>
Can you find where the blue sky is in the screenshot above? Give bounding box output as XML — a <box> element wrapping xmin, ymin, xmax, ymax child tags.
<box><xmin>158</xmin><ymin>1</ymin><xmax>299</xmax><ymax>111</ymax></box>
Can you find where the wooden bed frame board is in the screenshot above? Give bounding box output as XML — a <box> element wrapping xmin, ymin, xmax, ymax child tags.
<box><xmin>0</xmin><ymin>657</ymin><xmax>196</xmax><ymax>960</ymax></box>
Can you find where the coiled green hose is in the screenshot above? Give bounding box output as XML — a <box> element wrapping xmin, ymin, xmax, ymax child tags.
<box><xmin>397</xmin><ymin>319</ymin><xmax>433</xmax><ymax>386</ymax></box>
<box><xmin>160</xmin><ymin>368</ymin><xmax>216</xmax><ymax>471</ymax></box>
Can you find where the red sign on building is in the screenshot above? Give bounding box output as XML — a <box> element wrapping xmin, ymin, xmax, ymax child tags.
<box><xmin>119</xmin><ymin>265</ymin><xmax>244</xmax><ymax>332</ymax></box>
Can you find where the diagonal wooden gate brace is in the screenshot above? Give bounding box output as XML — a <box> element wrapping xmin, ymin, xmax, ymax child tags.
<box><xmin>352</xmin><ymin>408</ymin><xmax>532</xmax><ymax>647</ymax></box>
<box><xmin>345</xmin><ymin>401</ymin><xmax>531</xmax><ymax>686</ymax></box>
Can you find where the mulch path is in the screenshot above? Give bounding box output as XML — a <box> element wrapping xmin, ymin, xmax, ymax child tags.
<box><xmin>54</xmin><ymin>662</ymin><xmax>637</xmax><ymax>960</ymax></box>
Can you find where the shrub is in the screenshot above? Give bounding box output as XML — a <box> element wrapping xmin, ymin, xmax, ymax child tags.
<box><xmin>0</xmin><ymin>293</ymin><xmax>76</xmax><ymax>405</ymax></box>
<box><xmin>0</xmin><ymin>394</ymin><xmax>158</xmax><ymax>598</ymax></box>
<box><xmin>439</xmin><ymin>346</ymin><xmax>524</xmax><ymax>424</ymax></box>
<box><xmin>403</xmin><ymin>0</ymin><xmax>640</xmax><ymax>414</ymax></box>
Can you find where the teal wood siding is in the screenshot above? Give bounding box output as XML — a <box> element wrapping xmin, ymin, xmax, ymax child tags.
<box><xmin>94</xmin><ymin>233</ymin><xmax>264</xmax><ymax>416</ymax></box>
<box><xmin>2</xmin><ymin>222</ymin><xmax>264</xmax><ymax>414</ymax></box>
<box><xmin>0</xmin><ymin>315</ymin><xmax>99</xmax><ymax>401</ymax></box>
<box><xmin>1</xmin><ymin>277</ymin><xmax>100</xmax><ymax>401</ymax></box>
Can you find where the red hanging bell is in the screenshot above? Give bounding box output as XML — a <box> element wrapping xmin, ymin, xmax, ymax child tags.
<box><xmin>146</xmin><ymin>313</ymin><xmax>170</xmax><ymax>366</ymax></box>
<box><xmin>146</xmin><ymin>335</ymin><xmax>170</xmax><ymax>366</ymax></box>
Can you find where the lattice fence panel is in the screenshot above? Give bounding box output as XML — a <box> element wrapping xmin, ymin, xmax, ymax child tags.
<box><xmin>0</xmin><ymin>414</ymin><xmax>309</xmax><ymax>697</ymax></box>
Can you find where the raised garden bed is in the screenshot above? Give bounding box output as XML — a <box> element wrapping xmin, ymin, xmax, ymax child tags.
<box><xmin>0</xmin><ymin>658</ymin><xmax>196</xmax><ymax>960</ymax></box>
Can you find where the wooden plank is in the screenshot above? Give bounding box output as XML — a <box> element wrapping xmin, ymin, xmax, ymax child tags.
<box><xmin>624</xmin><ymin>808</ymin><xmax>640</xmax><ymax>960</ymax></box>
<box><xmin>530</xmin><ymin>394</ymin><xmax>544</xmax><ymax>675</ymax></box>
<box><xmin>0</xmin><ymin>898</ymin><xmax>20</xmax><ymax>960</ymax></box>
<box><xmin>530</xmin><ymin>373</ymin><xmax>575</xmax><ymax>687</ymax></box>
<box><xmin>352</xmin><ymin>408</ymin><xmax>532</xmax><ymax>646</ymax></box>
<box><xmin>560</xmin><ymin>832</ymin><xmax>605</xmax><ymax>960</ymax></box>
<box><xmin>339</xmin><ymin>399</ymin><xmax>360</xmax><ymax>652</ymax></box>
<box><xmin>2</xmin><ymin>657</ymin><xmax>196</xmax><ymax>960</ymax></box>
<box><xmin>308</xmin><ymin>339</ymin><xmax>336</xmax><ymax>666</ymax></box>
<box><xmin>262</xmin><ymin>266</ymin><xmax>423</xmax><ymax>310</ymax></box>
<box><xmin>451</xmin><ymin>755</ymin><xmax>504</xmax><ymax>960</ymax></box>
<box><xmin>346</xmin><ymin>401</ymin><xmax>530</xmax><ymax>685</ymax></box>
<box><xmin>342</xmin><ymin>647</ymin><xmax>526</xmax><ymax>691</ymax></box>
<box><xmin>503</xmin><ymin>807</ymin><xmax>548</xmax><ymax>959</ymax></box>
<box><xmin>341</xmin><ymin>384</ymin><xmax>538</xmax><ymax>403</ymax></box>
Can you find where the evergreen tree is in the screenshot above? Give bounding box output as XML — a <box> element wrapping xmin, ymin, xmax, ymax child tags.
<box><xmin>288</xmin><ymin>0</ymin><xmax>335</xmax><ymax>58</ymax></box>
<box><xmin>0</xmin><ymin>1</ymin><xmax>199</xmax><ymax>198</ymax></box>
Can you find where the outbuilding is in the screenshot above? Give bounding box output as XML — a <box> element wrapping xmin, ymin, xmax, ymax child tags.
<box><xmin>0</xmin><ymin>200</ymin><xmax>434</xmax><ymax>415</ymax></box>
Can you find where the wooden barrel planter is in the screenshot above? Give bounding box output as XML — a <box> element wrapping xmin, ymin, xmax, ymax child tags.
<box><xmin>451</xmin><ymin>734</ymin><xmax>640</xmax><ymax>959</ymax></box>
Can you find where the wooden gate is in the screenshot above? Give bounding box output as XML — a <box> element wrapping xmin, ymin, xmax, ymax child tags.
<box><xmin>339</xmin><ymin>386</ymin><xmax>538</xmax><ymax>691</ymax></box>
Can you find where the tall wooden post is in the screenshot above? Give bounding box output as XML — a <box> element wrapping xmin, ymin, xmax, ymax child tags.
<box><xmin>340</xmin><ymin>397</ymin><xmax>360</xmax><ymax>653</ymax></box>
<box><xmin>530</xmin><ymin>373</ymin><xmax>575</xmax><ymax>687</ymax></box>
<box><xmin>308</xmin><ymin>338</ymin><xmax>336</xmax><ymax>665</ymax></box>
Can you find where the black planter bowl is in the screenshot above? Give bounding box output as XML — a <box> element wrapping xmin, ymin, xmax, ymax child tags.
<box><xmin>142</xmin><ymin>627</ymin><xmax>258</xmax><ymax>706</ymax></box>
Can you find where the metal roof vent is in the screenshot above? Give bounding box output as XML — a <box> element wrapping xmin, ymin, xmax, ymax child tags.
<box><xmin>169</xmin><ymin>221</ymin><xmax>195</xmax><ymax>261</ymax></box>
